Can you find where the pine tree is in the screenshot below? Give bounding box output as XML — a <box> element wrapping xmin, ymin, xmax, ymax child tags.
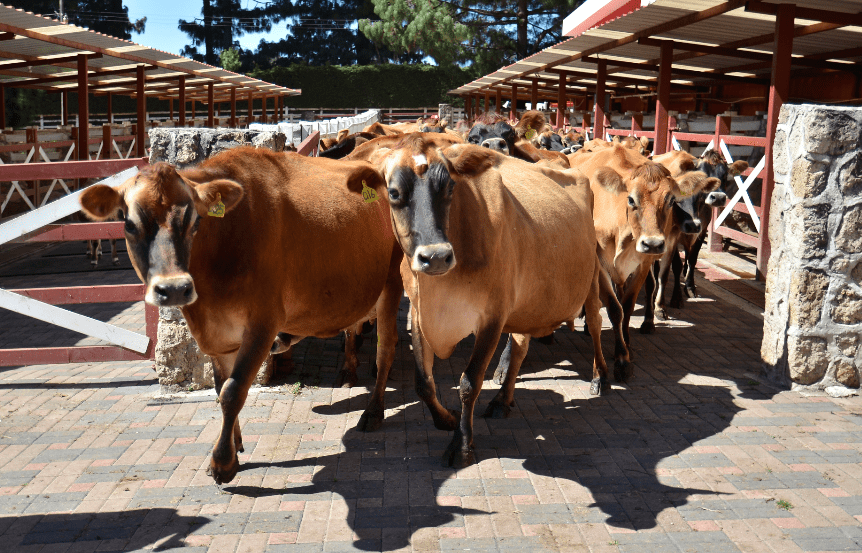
<box><xmin>8</xmin><ymin>0</ymin><xmax>146</xmax><ymax>40</ymax></box>
<box><xmin>178</xmin><ymin>0</ymin><xmax>271</xmax><ymax>66</ymax></box>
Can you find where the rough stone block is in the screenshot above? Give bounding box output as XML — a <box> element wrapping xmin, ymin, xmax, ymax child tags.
<box><xmin>804</xmin><ymin>109</ymin><xmax>859</xmax><ymax>156</ymax></box>
<box><xmin>836</xmin><ymin>205</ymin><xmax>862</xmax><ymax>253</ymax></box>
<box><xmin>787</xmin><ymin>204</ymin><xmax>828</xmax><ymax>259</ymax></box>
<box><xmin>852</xmin><ymin>261</ymin><xmax>862</xmax><ymax>283</ymax></box>
<box><xmin>831</xmin><ymin>288</ymin><xmax>862</xmax><ymax>325</ymax></box>
<box><xmin>836</xmin><ymin>334</ymin><xmax>859</xmax><ymax>357</ymax></box>
<box><xmin>773</xmin><ymin>129</ymin><xmax>788</xmax><ymax>176</ymax></box>
<box><xmin>790</xmin><ymin>158</ymin><xmax>828</xmax><ymax>199</ymax></box>
<box><xmin>786</xmin><ymin>335</ymin><xmax>829</xmax><ymax>385</ymax></box>
<box><xmin>788</xmin><ymin>270</ymin><xmax>828</xmax><ymax>328</ymax></box>
<box><xmin>839</xmin><ymin>150</ymin><xmax>862</xmax><ymax>197</ymax></box>
<box><xmin>832</xmin><ymin>358</ymin><xmax>860</xmax><ymax>388</ymax></box>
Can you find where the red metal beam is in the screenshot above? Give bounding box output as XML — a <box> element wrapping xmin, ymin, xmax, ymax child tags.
<box><xmin>296</xmin><ymin>131</ymin><xmax>320</xmax><ymax>157</ymax></box>
<box><xmin>758</xmin><ymin>3</ymin><xmax>794</xmax><ymax>280</ymax></box>
<box><xmin>0</xmin><ymin>158</ymin><xmax>147</xmax><ymax>181</ymax></box>
<box><xmin>77</xmin><ymin>55</ymin><xmax>89</xmax><ymax>162</ymax></box>
<box><xmin>8</xmin><ymin>284</ymin><xmax>144</xmax><ymax>305</ymax></box>
<box><xmin>531</xmin><ymin>80</ymin><xmax>538</xmax><ymax>109</ymax></box>
<box><xmin>654</xmin><ymin>42</ymin><xmax>673</xmax><ymax>155</ymax></box>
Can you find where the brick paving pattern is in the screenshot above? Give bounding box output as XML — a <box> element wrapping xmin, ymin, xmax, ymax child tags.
<box><xmin>0</xmin><ymin>244</ymin><xmax>860</xmax><ymax>552</ymax></box>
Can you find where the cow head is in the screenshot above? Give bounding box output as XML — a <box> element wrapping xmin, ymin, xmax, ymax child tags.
<box><xmin>533</xmin><ymin>130</ymin><xmax>566</xmax><ymax>152</ymax></box>
<box><xmin>673</xmin><ymin>171</ymin><xmax>723</xmax><ymax>236</ymax></box>
<box><xmin>694</xmin><ymin>149</ymin><xmax>748</xmax><ymax>207</ymax></box>
<box><xmin>466</xmin><ymin>120</ymin><xmax>515</xmax><ymax>156</ymax></box>
<box><xmin>79</xmin><ymin>163</ymin><xmax>244</xmax><ymax>307</ymax></box>
<box><xmin>595</xmin><ymin>162</ymin><xmax>681</xmax><ymax>255</ymax></box>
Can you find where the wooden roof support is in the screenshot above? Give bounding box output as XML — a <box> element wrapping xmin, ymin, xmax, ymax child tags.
<box><xmin>7</xmin><ymin>64</ymin><xmax>156</xmax><ymax>89</ymax></box>
<box><xmin>654</xmin><ymin>42</ymin><xmax>673</xmax><ymax>156</ymax></box>
<box><xmin>230</xmin><ymin>87</ymin><xmax>237</xmax><ymax>128</ymax></box>
<box><xmin>556</xmin><ymin>71</ymin><xmax>567</xmax><ymax>129</ymax></box>
<box><xmin>594</xmin><ymin>60</ymin><xmax>607</xmax><ymax>140</ymax></box>
<box><xmin>531</xmin><ymin>80</ymin><xmax>538</xmax><ymax>108</ymax></box>
<box><xmin>0</xmin><ymin>53</ymin><xmax>101</xmax><ymax>71</ymax></box>
<box><xmin>77</xmin><ymin>54</ymin><xmax>89</xmax><ymax>162</ymax></box>
<box><xmin>178</xmin><ymin>76</ymin><xmax>186</xmax><ymax>127</ymax></box>
<box><xmin>207</xmin><ymin>83</ymin><xmax>214</xmax><ymax>128</ymax></box>
<box><xmin>495</xmin><ymin>89</ymin><xmax>502</xmax><ymax>113</ymax></box>
<box><xmin>745</xmin><ymin>0</ymin><xmax>862</xmax><ymax>27</ymax></box>
<box><xmin>510</xmin><ymin>83</ymin><xmax>518</xmax><ymax>120</ymax></box>
<box><xmin>136</xmin><ymin>65</ymin><xmax>145</xmax><ymax>157</ymax></box>
<box><xmin>582</xmin><ymin>56</ymin><xmax>768</xmax><ymax>85</ymax></box>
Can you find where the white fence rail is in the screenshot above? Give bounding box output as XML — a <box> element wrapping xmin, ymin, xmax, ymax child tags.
<box><xmin>250</xmin><ymin>109</ymin><xmax>380</xmax><ymax>148</ymax></box>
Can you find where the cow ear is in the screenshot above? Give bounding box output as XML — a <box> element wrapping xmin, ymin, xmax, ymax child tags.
<box><xmin>640</xmin><ymin>136</ymin><xmax>650</xmax><ymax>149</ymax></box>
<box><xmin>442</xmin><ymin>144</ymin><xmax>498</xmax><ymax>176</ymax></box>
<box><xmin>675</xmin><ymin>171</ymin><xmax>707</xmax><ymax>198</ymax></box>
<box><xmin>611</xmin><ymin>135</ymin><xmax>621</xmax><ymax>144</ymax></box>
<box><xmin>80</xmin><ymin>184</ymin><xmax>124</xmax><ymax>221</ymax></box>
<box><xmin>345</xmin><ymin>164</ymin><xmax>385</xmax><ymax>196</ymax></box>
<box><xmin>593</xmin><ymin>167</ymin><xmax>625</xmax><ymax>194</ymax></box>
<box><xmin>730</xmin><ymin>160</ymin><xmax>749</xmax><ymax>176</ymax></box>
<box><xmin>440</xmin><ymin>119</ymin><xmax>448</xmax><ymax>129</ymax></box>
<box><xmin>702</xmin><ymin>176</ymin><xmax>722</xmax><ymax>193</ymax></box>
<box><xmin>190</xmin><ymin>179</ymin><xmax>244</xmax><ymax>216</ymax></box>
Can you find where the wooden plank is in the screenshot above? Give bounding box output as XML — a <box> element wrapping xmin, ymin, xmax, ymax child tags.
<box><xmin>713</xmin><ymin>224</ymin><xmax>759</xmax><ymax>247</ymax></box>
<box><xmin>0</xmin><ymin>288</ymin><xmax>150</xmax><ymax>353</ymax></box>
<box><xmin>8</xmin><ymin>284</ymin><xmax>144</xmax><ymax>305</ymax></box>
<box><xmin>721</xmin><ymin>135</ymin><xmax>767</xmax><ymax>147</ymax></box>
<box><xmin>296</xmin><ymin>131</ymin><xmax>320</xmax><ymax>157</ymax></box>
<box><xmin>0</xmin><ymin>165</ymin><xmax>140</xmax><ymax>245</ymax></box>
<box><xmin>0</xmin><ymin>346</ymin><xmax>149</xmax><ymax>367</ymax></box>
<box><xmin>24</xmin><ymin>221</ymin><xmax>124</xmax><ymax>242</ymax></box>
<box><xmin>0</xmin><ymin>158</ymin><xmax>146</xmax><ymax>182</ymax></box>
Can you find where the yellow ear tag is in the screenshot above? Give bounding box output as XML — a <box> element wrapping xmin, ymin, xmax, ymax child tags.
<box><xmin>525</xmin><ymin>129</ymin><xmax>537</xmax><ymax>140</ymax></box>
<box><xmin>208</xmin><ymin>193</ymin><xmax>225</xmax><ymax>217</ymax></box>
<box><xmin>361</xmin><ymin>180</ymin><xmax>378</xmax><ymax>204</ymax></box>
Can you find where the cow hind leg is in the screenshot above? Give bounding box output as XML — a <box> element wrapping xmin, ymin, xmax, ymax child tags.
<box><xmin>586</xmin><ymin>268</ymin><xmax>610</xmax><ymax>396</ymax></box>
<box><xmin>110</xmin><ymin>239</ymin><xmax>119</xmax><ymax>265</ymax></box>
<box><xmin>443</xmin><ymin>321</ymin><xmax>504</xmax><ymax>468</ymax></box>
<box><xmin>485</xmin><ymin>333</ymin><xmax>529</xmax><ymax>418</ymax></box>
<box><xmin>335</xmin><ymin>322</ymin><xmax>362</xmax><ymax>389</ymax></box>
<box><xmin>208</xmin><ymin>329</ymin><xmax>275</xmax><ymax>485</ymax></box>
<box><xmin>492</xmin><ymin>334</ymin><xmax>512</xmax><ymax>385</ymax></box>
<box><xmin>600</xmin><ymin>270</ymin><xmax>632</xmax><ymax>383</ymax></box>
<box><xmin>356</xmin><ymin>266</ymin><xmax>403</xmax><ymax>432</ymax></box>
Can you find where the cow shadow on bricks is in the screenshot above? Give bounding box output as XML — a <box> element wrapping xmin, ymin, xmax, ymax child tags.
<box><xmin>0</xmin><ymin>509</ymin><xmax>209</xmax><ymax>551</ymax></box>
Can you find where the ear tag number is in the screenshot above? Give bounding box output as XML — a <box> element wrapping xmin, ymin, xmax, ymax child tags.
<box><xmin>361</xmin><ymin>180</ymin><xmax>378</xmax><ymax>204</ymax></box>
<box><xmin>525</xmin><ymin>129</ymin><xmax>537</xmax><ymax>140</ymax></box>
<box><xmin>208</xmin><ymin>193</ymin><xmax>225</xmax><ymax>217</ymax></box>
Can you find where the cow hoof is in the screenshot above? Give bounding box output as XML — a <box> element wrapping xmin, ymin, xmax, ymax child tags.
<box><xmin>640</xmin><ymin>321</ymin><xmax>655</xmax><ymax>334</ymax></box>
<box><xmin>442</xmin><ymin>443</ymin><xmax>475</xmax><ymax>468</ymax></box>
<box><xmin>613</xmin><ymin>360</ymin><xmax>633</xmax><ymax>383</ymax></box>
<box><xmin>536</xmin><ymin>333</ymin><xmax>554</xmax><ymax>345</ymax></box>
<box><xmin>433</xmin><ymin>409</ymin><xmax>460</xmax><ymax>432</ymax></box>
<box><xmin>482</xmin><ymin>399</ymin><xmax>512</xmax><ymax>419</ymax></box>
<box><xmin>207</xmin><ymin>455</ymin><xmax>239</xmax><ymax>485</ymax></box>
<box><xmin>334</xmin><ymin>370</ymin><xmax>358</xmax><ymax>389</ymax></box>
<box><xmin>356</xmin><ymin>409</ymin><xmax>383</xmax><ymax>432</ymax></box>
<box><xmin>657</xmin><ymin>307</ymin><xmax>670</xmax><ymax>320</ymax></box>
<box><xmin>589</xmin><ymin>376</ymin><xmax>609</xmax><ymax>396</ymax></box>
<box><xmin>684</xmin><ymin>284</ymin><xmax>698</xmax><ymax>298</ymax></box>
<box><xmin>112</xmin><ymin>258</ymin><xmax>120</xmax><ymax>266</ymax></box>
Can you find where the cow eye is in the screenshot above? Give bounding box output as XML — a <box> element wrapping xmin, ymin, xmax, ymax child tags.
<box><xmin>388</xmin><ymin>188</ymin><xmax>401</xmax><ymax>202</ymax></box>
<box><xmin>627</xmin><ymin>196</ymin><xmax>636</xmax><ymax>209</ymax></box>
<box><xmin>124</xmin><ymin>219</ymin><xmax>136</xmax><ymax>235</ymax></box>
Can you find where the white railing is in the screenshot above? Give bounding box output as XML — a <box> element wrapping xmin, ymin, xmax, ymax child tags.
<box><xmin>250</xmin><ymin>109</ymin><xmax>381</xmax><ymax>148</ymax></box>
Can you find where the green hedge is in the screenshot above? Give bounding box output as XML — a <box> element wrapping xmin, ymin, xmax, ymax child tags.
<box><xmin>251</xmin><ymin>64</ymin><xmax>477</xmax><ymax>109</ymax></box>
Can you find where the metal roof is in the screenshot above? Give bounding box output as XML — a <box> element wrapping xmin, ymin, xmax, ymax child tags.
<box><xmin>0</xmin><ymin>4</ymin><xmax>300</xmax><ymax>101</ymax></box>
<box><xmin>450</xmin><ymin>0</ymin><xmax>862</xmax><ymax>98</ymax></box>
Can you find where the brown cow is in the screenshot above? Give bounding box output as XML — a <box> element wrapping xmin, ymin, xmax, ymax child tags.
<box><xmin>569</xmin><ymin>144</ymin><xmax>681</xmax><ymax>379</ymax></box>
<box><xmin>79</xmin><ymin>147</ymin><xmax>404</xmax><ymax>484</ymax></box>
<box><xmin>353</xmin><ymin>135</ymin><xmax>612</xmax><ymax>467</ymax></box>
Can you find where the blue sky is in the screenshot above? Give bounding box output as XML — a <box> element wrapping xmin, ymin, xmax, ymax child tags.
<box><xmin>123</xmin><ymin>0</ymin><xmax>288</xmax><ymax>57</ymax></box>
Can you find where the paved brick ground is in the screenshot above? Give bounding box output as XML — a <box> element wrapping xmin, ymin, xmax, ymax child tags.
<box><xmin>1</xmin><ymin>244</ymin><xmax>861</xmax><ymax>553</ymax></box>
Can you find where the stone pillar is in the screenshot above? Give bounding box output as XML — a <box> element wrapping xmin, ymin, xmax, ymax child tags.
<box><xmin>148</xmin><ymin>128</ymin><xmax>287</xmax><ymax>391</ymax></box>
<box><xmin>438</xmin><ymin>103</ymin><xmax>454</xmax><ymax>127</ymax></box>
<box><xmin>762</xmin><ymin>104</ymin><xmax>862</xmax><ymax>396</ymax></box>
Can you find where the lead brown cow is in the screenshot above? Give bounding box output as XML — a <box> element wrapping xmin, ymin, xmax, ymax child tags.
<box><xmin>354</xmin><ymin>135</ymin><xmax>613</xmax><ymax>467</ymax></box>
<box><xmin>79</xmin><ymin>147</ymin><xmax>404</xmax><ymax>484</ymax></box>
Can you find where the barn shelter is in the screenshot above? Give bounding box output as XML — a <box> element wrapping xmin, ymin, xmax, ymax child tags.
<box><xmin>450</xmin><ymin>0</ymin><xmax>862</xmax><ymax>279</ymax></box>
<box><xmin>0</xmin><ymin>3</ymin><xmax>299</xmax><ymax>160</ymax></box>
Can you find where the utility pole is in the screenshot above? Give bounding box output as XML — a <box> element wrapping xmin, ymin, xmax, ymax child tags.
<box><xmin>55</xmin><ymin>0</ymin><xmax>68</xmax><ymax>23</ymax></box>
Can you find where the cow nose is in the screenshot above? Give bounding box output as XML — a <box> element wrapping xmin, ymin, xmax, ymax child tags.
<box><xmin>148</xmin><ymin>275</ymin><xmax>197</xmax><ymax>306</ymax></box>
<box><xmin>706</xmin><ymin>191</ymin><xmax>727</xmax><ymax>207</ymax></box>
<box><xmin>637</xmin><ymin>236</ymin><xmax>665</xmax><ymax>254</ymax></box>
<box><xmin>480</xmin><ymin>138</ymin><xmax>508</xmax><ymax>154</ymax></box>
<box><xmin>682</xmin><ymin>219</ymin><xmax>702</xmax><ymax>235</ymax></box>
<box><xmin>412</xmin><ymin>243</ymin><xmax>456</xmax><ymax>275</ymax></box>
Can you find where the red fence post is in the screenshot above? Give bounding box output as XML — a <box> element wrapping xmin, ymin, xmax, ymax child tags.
<box><xmin>510</xmin><ymin>83</ymin><xmax>518</xmax><ymax>121</ymax></box>
<box><xmin>594</xmin><ymin>60</ymin><xmax>607</xmax><ymax>141</ymax></box>
<box><xmin>631</xmin><ymin>113</ymin><xmax>643</xmax><ymax>135</ymax></box>
<box><xmin>653</xmin><ymin>41</ymin><xmax>673</xmax><ymax>156</ymax></box>
<box><xmin>557</xmin><ymin>71</ymin><xmax>567</xmax><ymax>130</ymax></box>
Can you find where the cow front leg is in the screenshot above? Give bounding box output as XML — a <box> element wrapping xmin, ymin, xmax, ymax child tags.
<box><xmin>443</xmin><ymin>322</ymin><xmax>504</xmax><ymax>468</ymax></box>
<box><xmin>208</xmin><ymin>330</ymin><xmax>274</xmax><ymax>485</ymax></box>
<box><xmin>599</xmin><ymin>269</ymin><xmax>631</xmax><ymax>382</ymax></box>
<box><xmin>485</xmin><ymin>333</ymin><xmax>528</xmax><ymax>418</ymax></box>
<box><xmin>110</xmin><ymin>239</ymin><xmax>119</xmax><ymax>265</ymax></box>
<box><xmin>640</xmin><ymin>263</ymin><xmax>657</xmax><ymax>335</ymax></box>
<box><xmin>668</xmin><ymin>249</ymin><xmax>684</xmax><ymax>309</ymax></box>
<box><xmin>586</xmin><ymin>267</ymin><xmax>610</xmax><ymax>395</ymax></box>
<box><xmin>684</xmin><ymin>233</ymin><xmax>706</xmax><ymax>298</ymax></box>
<box><xmin>411</xmin><ymin>304</ymin><xmax>459</xmax><ymax>433</ymax></box>
<box><xmin>623</xmin><ymin>263</ymin><xmax>652</xmax><ymax>347</ymax></box>
<box><xmin>356</xmin><ymin>268</ymin><xmax>403</xmax><ymax>432</ymax></box>
<box><xmin>211</xmin><ymin>352</ymin><xmax>243</xmax><ymax>455</ymax></box>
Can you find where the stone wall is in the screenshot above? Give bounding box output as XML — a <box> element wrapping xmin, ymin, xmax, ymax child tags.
<box><xmin>148</xmin><ymin>128</ymin><xmax>287</xmax><ymax>391</ymax></box>
<box><xmin>762</xmin><ymin>104</ymin><xmax>862</xmax><ymax>396</ymax></box>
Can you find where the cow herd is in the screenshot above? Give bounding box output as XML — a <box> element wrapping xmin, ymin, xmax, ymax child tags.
<box><xmin>78</xmin><ymin>110</ymin><xmax>747</xmax><ymax>484</ymax></box>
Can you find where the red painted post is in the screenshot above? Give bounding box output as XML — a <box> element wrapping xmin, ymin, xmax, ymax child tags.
<box><xmin>484</xmin><ymin>91</ymin><xmax>490</xmax><ymax>114</ymax></box>
<box><xmin>495</xmin><ymin>89</ymin><xmax>502</xmax><ymax>114</ymax></box>
<box><xmin>583</xmin><ymin>113</ymin><xmax>592</xmax><ymax>138</ymax></box>
<box><xmin>758</xmin><ymin>3</ymin><xmax>795</xmax><ymax>280</ymax></box>
<box><xmin>26</xmin><ymin>127</ymin><xmax>39</xmax><ymax>204</ymax></box>
<box><xmin>594</xmin><ymin>60</ymin><xmax>607</xmax><ymax>141</ymax></box>
<box><xmin>262</xmin><ymin>95</ymin><xmax>268</xmax><ymax>123</ymax></box>
<box><xmin>178</xmin><ymin>76</ymin><xmax>186</xmax><ymax>127</ymax></box>
<box><xmin>632</xmin><ymin>113</ymin><xmax>643</xmax><ymax>134</ymax></box>
<box><xmin>102</xmin><ymin>124</ymin><xmax>112</xmax><ymax>160</ymax></box>
<box><xmin>207</xmin><ymin>83</ymin><xmax>214</xmax><ymax>128</ymax></box>
<box><xmin>106</xmin><ymin>92</ymin><xmax>113</xmax><ymax>125</ymax></box>
<box><xmin>248</xmin><ymin>92</ymin><xmax>254</xmax><ymax>123</ymax></box>
<box><xmin>653</xmin><ymin>41</ymin><xmax>673</xmax><ymax>156</ymax></box>
<box><xmin>77</xmin><ymin>54</ymin><xmax>89</xmax><ymax>162</ymax></box>
<box><xmin>556</xmin><ymin>71</ymin><xmax>567</xmax><ymax>129</ymax></box>
<box><xmin>713</xmin><ymin>115</ymin><xmax>730</xmax><ymax>152</ymax></box>
<box><xmin>0</xmin><ymin>87</ymin><xmax>5</xmax><ymax>129</ymax></box>
<box><xmin>230</xmin><ymin>87</ymin><xmax>237</xmax><ymax>128</ymax></box>
<box><xmin>464</xmin><ymin>95</ymin><xmax>472</xmax><ymax>120</ymax></box>
<box><xmin>62</xmin><ymin>90</ymin><xmax>69</xmax><ymax>126</ymax></box>
<box><xmin>510</xmin><ymin>83</ymin><xmax>518</xmax><ymax>121</ymax></box>
<box><xmin>136</xmin><ymin>65</ymin><xmax>145</xmax><ymax>157</ymax></box>
<box><xmin>666</xmin><ymin>114</ymin><xmax>677</xmax><ymax>155</ymax></box>
<box><xmin>531</xmin><ymin>80</ymin><xmax>538</xmax><ymax>111</ymax></box>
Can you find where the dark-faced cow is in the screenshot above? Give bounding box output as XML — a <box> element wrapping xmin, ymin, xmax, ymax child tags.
<box><xmin>354</xmin><ymin>135</ymin><xmax>612</xmax><ymax>468</ymax></box>
<box><xmin>79</xmin><ymin>147</ymin><xmax>404</xmax><ymax>484</ymax></box>
<box><xmin>652</xmin><ymin>149</ymin><xmax>747</xmax><ymax>300</ymax></box>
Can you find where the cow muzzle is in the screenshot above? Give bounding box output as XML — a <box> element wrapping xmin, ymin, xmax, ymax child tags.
<box><xmin>480</xmin><ymin>138</ymin><xmax>509</xmax><ymax>155</ymax></box>
<box><xmin>682</xmin><ymin>219</ymin><xmax>702</xmax><ymax>235</ymax></box>
<box><xmin>636</xmin><ymin>236</ymin><xmax>666</xmax><ymax>255</ymax></box>
<box><xmin>146</xmin><ymin>274</ymin><xmax>197</xmax><ymax>307</ymax></box>
<box><xmin>412</xmin><ymin>243</ymin><xmax>456</xmax><ymax>276</ymax></box>
<box><xmin>706</xmin><ymin>191</ymin><xmax>727</xmax><ymax>207</ymax></box>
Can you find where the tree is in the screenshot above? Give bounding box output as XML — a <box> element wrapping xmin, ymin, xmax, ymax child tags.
<box><xmin>361</xmin><ymin>0</ymin><xmax>583</xmax><ymax>73</ymax></box>
<box><xmin>220</xmin><ymin>47</ymin><xmax>241</xmax><ymax>72</ymax></box>
<box><xmin>178</xmin><ymin>0</ymin><xmax>271</xmax><ymax>66</ymax></box>
<box><xmin>8</xmin><ymin>0</ymin><xmax>146</xmax><ymax>40</ymax></box>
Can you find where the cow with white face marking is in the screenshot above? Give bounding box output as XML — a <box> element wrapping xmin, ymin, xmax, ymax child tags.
<box><xmin>352</xmin><ymin>134</ymin><xmax>616</xmax><ymax>468</ymax></box>
<box><xmin>79</xmin><ymin>147</ymin><xmax>405</xmax><ymax>484</ymax></box>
